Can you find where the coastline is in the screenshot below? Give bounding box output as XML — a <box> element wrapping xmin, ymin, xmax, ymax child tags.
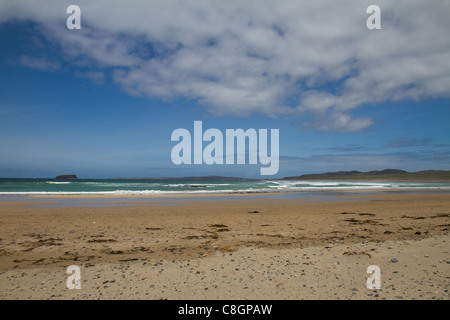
<box><xmin>1</xmin><ymin>177</ymin><xmax>450</xmax><ymax>198</ymax></box>
<box><xmin>0</xmin><ymin>192</ymin><xmax>449</xmax><ymax>299</ymax></box>
<box><xmin>0</xmin><ymin>185</ymin><xmax>448</xmax><ymax>199</ymax></box>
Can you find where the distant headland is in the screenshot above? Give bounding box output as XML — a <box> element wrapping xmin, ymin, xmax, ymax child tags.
<box><xmin>112</xmin><ymin>169</ymin><xmax>450</xmax><ymax>181</ymax></box>
<box><xmin>48</xmin><ymin>170</ymin><xmax>450</xmax><ymax>181</ymax></box>
<box><xmin>281</xmin><ymin>169</ymin><xmax>450</xmax><ymax>181</ymax></box>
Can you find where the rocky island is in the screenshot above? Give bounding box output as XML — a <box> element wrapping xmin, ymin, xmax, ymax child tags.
<box><xmin>55</xmin><ymin>174</ymin><xmax>78</xmax><ymax>179</ymax></box>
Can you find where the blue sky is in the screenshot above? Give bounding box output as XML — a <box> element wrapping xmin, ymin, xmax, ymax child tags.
<box><xmin>0</xmin><ymin>0</ymin><xmax>449</xmax><ymax>179</ymax></box>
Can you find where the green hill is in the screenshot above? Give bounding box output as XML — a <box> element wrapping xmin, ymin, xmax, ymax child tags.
<box><xmin>282</xmin><ymin>169</ymin><xmax>450</xmax><ymax>181</ymax></box>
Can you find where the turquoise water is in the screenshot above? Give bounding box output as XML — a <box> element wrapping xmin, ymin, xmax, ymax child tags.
<box><xmin>1</xmin><ymin>178</ymin><xmax>449</xmax><ymax>195</ymax></box>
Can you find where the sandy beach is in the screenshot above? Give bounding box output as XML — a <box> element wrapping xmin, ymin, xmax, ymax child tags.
<box><xmin>0</xmin><ymin>192</ymin><xmax>449</xmax><ymax>300</ymax></box>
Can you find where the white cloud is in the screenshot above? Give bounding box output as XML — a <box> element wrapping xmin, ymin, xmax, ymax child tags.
<box><xmin>74</xmin><ymin>71</ymin><xmax>105</xmax><ymax>84</ymax></box>
<box><xmin>2</xmin><ymin>0</ymin><xmax>450</xmax><ymax>132</ymax></box>
<box><xmin>18</xmin><ymin>55</ymin><xmax>61</xmax><ymax>71</ymax></box>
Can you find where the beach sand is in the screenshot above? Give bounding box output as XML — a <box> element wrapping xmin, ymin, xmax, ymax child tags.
<box><xmin>0</xmin><ymin>193</ymin><xmax>449</xmax><ymax>300</ymax></box>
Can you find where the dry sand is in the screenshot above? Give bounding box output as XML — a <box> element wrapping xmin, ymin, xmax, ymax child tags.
<box><xmin>0</xmin><ymin>193</ymin><xmax>449</xmax><ymax>300</ymax></box>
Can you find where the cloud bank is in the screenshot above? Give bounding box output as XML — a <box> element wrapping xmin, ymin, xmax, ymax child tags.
<box><xmin>1</xmin><ymin>0</ymin><xmax>450</xmax><ymax>132</ymax></box>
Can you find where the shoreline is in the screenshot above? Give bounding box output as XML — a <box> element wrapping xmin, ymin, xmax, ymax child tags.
<box><xmin>1</xmin><ymin>177</ymin><xmax>450</xmax><ymax>200</ymax></box>
<box><xmin>1</xmin><ymin>192</ymin><xmax>449</xmax><ymax>299</ymax></box>
<box><xmin>2</xmin><ymin>234</ymin><xmax>447</xmax><ymax>300</ymax></box>
<box><xmin>0</xmin><ymin>186</ymin><xmax>449</xmax><ymax>200</ymax></box>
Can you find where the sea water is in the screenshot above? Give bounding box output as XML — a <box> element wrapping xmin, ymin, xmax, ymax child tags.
<box><xmin>1</xmin><ymin>178</ymin><xmax>449</xmax><ymax>195</ymax></box>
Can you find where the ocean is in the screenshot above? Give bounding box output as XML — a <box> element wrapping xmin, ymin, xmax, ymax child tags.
<box><xmin>1</xmin><ymin>178</ymin><xmax>450</xmax><ymax>195</ymax></box>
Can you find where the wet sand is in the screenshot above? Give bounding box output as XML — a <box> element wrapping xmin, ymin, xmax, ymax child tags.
<box><xmin>0</xmin><ymin>193</ymin><xmax>449</xmax><ymax>299</ymax></box>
